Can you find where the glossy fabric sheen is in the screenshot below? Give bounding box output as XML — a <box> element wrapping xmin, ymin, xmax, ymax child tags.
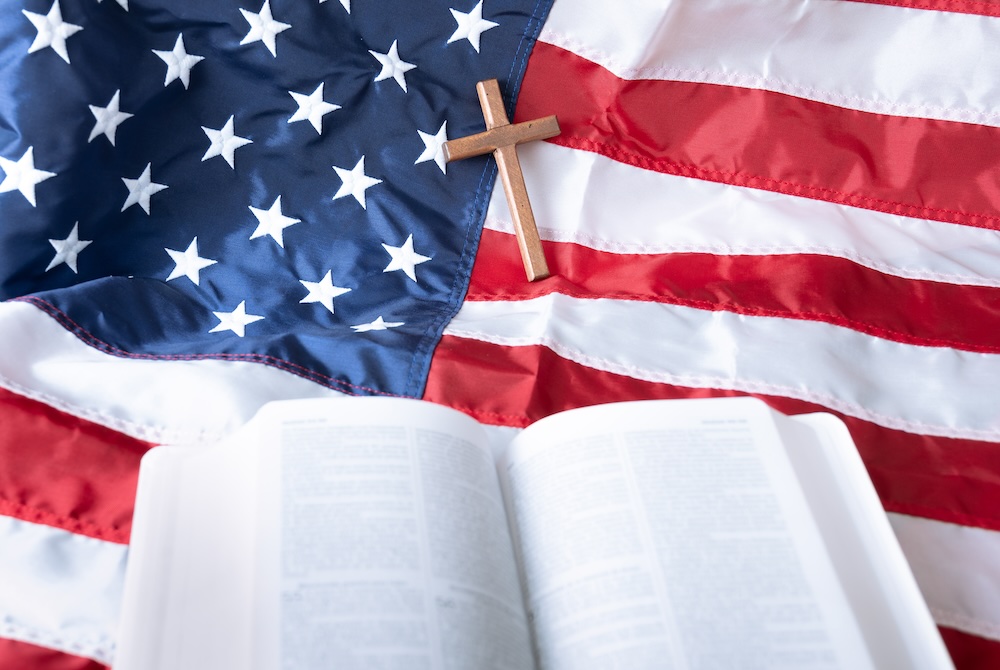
<box><xmin>443</xmin><ymin>294</ymin><xmax>1000</xmax><ymax>439</ymax></box>
<box><xmin>469</xmin><ymin>228</ymin><xmax>1000</xmax><ymax>353</ymax></box>
<box><xmin>846</xmin><ymin>0</ymin><xmax>1000</xmax><ymax>19</ymax></box>
<box><xmin>482</xmin><ymin>141</ymin><xmax>1000</xmax><ymax>289</ymax></box>
<box><xmin>0</xmin><ymin>516</ymin><xmax>125</xmax><ymax>665</ymax></box>
<box><xmin>540</xmin><ymin>0</ymin><xmax>1000</xmax><ymax>126</ymax></box>
<box><xmin>518</xmin><ymin>41</ymin><xmax>1000</xmax><ymax>229</ymax></box>
<box><xmin>0</xmin><ymin>639</ymin><xmax>108</xmax><ymax>670</ymax></box>
<box><xmin>0</xmin><ymin>0</ymin><xmax>555</xmax><ymax>398</ymax></box>
<box><xmin>0</xmin><ymin>385</ymin><xmax>148</xmax><ymax>542</ymax></box>
<box><xmin>0</xmin><ymin>299</ymin><xmax>350</xmax><ymax>445</ymax></box>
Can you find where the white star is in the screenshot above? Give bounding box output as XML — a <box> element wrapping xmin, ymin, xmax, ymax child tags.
<box><xmin>210</xmin><ymin>301</ymin><xmax>264</xmax><ymax>337</ymax></box>
<box><xmin>88</xmin><ymin>90</ymin><xmax>133</xmax><ymax>146</ymax></box>
<box><xmin>46</xmin><ymin>222</ymin><xmax>91</xmax><ymax>273</ymax></box>
<box><xmin>351</xmin><ymin>316</ymin><xmax>404</xmax><ymax>333</ymax></box>
<box><xmin>0</xmin><ymin>147</ymin><xmax>56</xmax><ymax>207</ymax></box>
<box><xmin>240</xmin><ymin>0</ymin><xmax>291</xmax><ymax>57</ymax></box>
<box><xmin>332</xmin><ymin>156</ymin><xmax>382</xmax><ymax>209</ymax></box>
<box><xmin>121</xmin><ymin>163</ymin><xmax>168</xmax><ymax>215</ymax></box>
<box><xmin>22</xmin><ymin>1</ymin><xmax>83</xmax><ymax>64</ymax></box>
<box><xmin>369</xmin><ymin>40</ymin><xmax>416</xmax><ymax>92</ymax></box>
<box><xmin>299</xmin><ymin>271</ymin><xmax>351</xmax><ymax>314</ymax></box>
<box><xmin>415</xmin><ymin>121</ymin><xmax>449</xmax><ymax>174</ymax></box>
<box><xmin>318</xmin><ymin>0</ymin><xmax>350</xmax><ymax>9</ymax></box>
<box><xmin>288</xmin><ymin>83</ymin><xmax>340</xmax><ymax>134</ymax></box>
<box><xmin>153</xmin><ymin>34</ymin><xmax>204</xmax><ymax>89</ymax></box>
<box><xmin>97</xmin><ymin>0</ymin><xmax>128</xmax><ymax>10</ymax></box>
<box><xmin>201</xmin><ymin>116</ymin><xmax>252</xmax><ymax>169</ymax></box>
<box><xmin>165</xmin><ymin>237</ymin><xmax>217</xmax><ymax>285</ymax></box>
<box><xmin>448</xmin><ymin>2</ymin><xmax>498</xmax><ymax>53</ymax></box>
<box><xmin>249</xmin><ymin>196</ymin><xmax>300</xmax><ymax>248</ymax></box>
<box><xmin>382</xmin><ymin>234</ymin><xmax>431</xmax><ymax>282</ymax></box>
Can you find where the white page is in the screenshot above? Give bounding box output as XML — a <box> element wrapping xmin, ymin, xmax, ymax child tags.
<box><xmin>115</xmin><ymin>432</ymin><xmax>260</xmax><ymax>670</ymax></box>
<box><xmin>499</xmin><ymin>397</ymin><xmax>874</xmax><ymax>670</ymax></box>
<box><xmin>118</xmin><ymin>397</ymin><xmax>535</xmax><ymax>670</ymax></box>
<box><xmin>776</xmin><ymin>413</ymin><xmax>953</xmax><ymax>670</ymax></box>
<box><xmin>252</xmin><ymin>397</ymin><xmax>534</xmax><ymax>670</ymax></box>
<box><xmin>115</xmin><ymin>446</ymin><xmax>189</xmax><ymax>670</ymax></box>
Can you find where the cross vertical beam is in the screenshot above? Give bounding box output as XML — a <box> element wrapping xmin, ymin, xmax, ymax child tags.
<box><xmin>444</xmin><ymin>79</ymin><xmax>560</xmax><ymax>282</ymax></box>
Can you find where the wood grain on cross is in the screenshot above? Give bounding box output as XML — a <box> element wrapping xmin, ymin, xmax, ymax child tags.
<box><xmin>444</xmin><ymin>79</ymin><xmax>560</xmax><ymax>282</ymax></box>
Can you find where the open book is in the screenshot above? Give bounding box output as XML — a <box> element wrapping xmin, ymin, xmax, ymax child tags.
<box><xmin>114</xmin><ymin>396</ymin><xmax>953</xmax><ymax>670</ymax></box>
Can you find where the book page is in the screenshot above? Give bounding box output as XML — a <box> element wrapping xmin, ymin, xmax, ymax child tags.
<box><xmin>252</xmin><ymin>397</ymin><xmax>534</xmax><ymax>670</ymax></box>
<box><xmin>775</xmin><ymin>414</ymin><xmax>953</xmax><ymax>670</ymax></box>
<box><xmin>115</xmin><ymin>434</ymin><xmax>261</xmax><ymax>670</ymax></box>
<box><xmin>499</xmin><ymin>397</ymin><xmax>874</xmax><ymax>670</ymax></box>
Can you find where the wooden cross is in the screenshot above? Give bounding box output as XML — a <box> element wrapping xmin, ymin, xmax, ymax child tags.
<box><xmin>444</xmin><ymin>79</ymin><xmax>560</xmax><ymax>282</ymax></box>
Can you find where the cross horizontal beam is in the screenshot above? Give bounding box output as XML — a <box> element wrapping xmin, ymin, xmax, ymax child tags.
<box><xmin>443</xmin><ymin>116</ymin><xmax>560</xmax><ymax>162</ymax></box>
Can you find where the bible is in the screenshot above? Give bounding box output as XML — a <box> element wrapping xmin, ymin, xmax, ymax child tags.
<box><xmin>114</xmin><ymin>396</ymin><xmax>953</xmax><ymax>669</ymax></box>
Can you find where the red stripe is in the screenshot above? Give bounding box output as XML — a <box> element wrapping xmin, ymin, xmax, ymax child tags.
<box><xmin>468</xmin><ymin>228</ymin><xmax>1000</xmax><ymax>353</ymax></box>
<box><xmin>846</xmin><ymin>0</ymin><xmax>1000</xmax><ymax>18</ymax></box>
<box><xmin>0</xmin><ymin>638</ymin><xmax>107</xmax><ymax>670</ymax></box>
<box><xmin>939</xmin><ymin>626</ymin><xmax>1000</xmax><ymax>670</ymax></box>
<box><xmin>518</xmin><ymin>41</ymin><xmax>1000</xmax><ymax>230</ymax></box>
<box><xmin>0</xmin><ymin>387</ymin><xmax>152</xmax><ymax>543</ymax></box>
<box><xmin>425</xmin><ymin>336</ymin><xmax>1000</xmax><ymax>533</ymax></box>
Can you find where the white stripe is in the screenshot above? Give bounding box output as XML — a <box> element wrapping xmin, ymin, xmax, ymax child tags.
<box><xmin>540</xmin><ymin>0</ymin><xmax>1000</xmax><ymax>126</ymax></box>
<box><xmin>445</xmin><ymin>294</ymin><xmax>1000</xmax><ymax>440</ymax></box>
<box><xmin>890</xmin><ymin>513</ymin><xmax>1000</xmax><ymax>642</ymax></box>
<box><xmin>0</xmin><ymin>301</ymin><xmax>347</xmax><ymax>445</ymax></box>
<box><xmin>485</xmin><ymin>142</ymin><xmax>1000</xmax><ymax>288</ymax></box>
<box><xmin>0</xmin><ymin>516</ymin><xmax>125</xmax><ymax>664</ymax></box>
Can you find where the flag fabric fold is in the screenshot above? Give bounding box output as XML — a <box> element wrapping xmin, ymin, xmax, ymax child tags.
<box><xmin>2</xmin><ymin>0</ymin><xmax>1000</xmax><ymax>668</ymax></box>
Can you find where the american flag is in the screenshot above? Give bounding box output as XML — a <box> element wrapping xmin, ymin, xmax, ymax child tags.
<box><xmin>1</xmin><ymin>0</ymin><xmax>999</xmax><ymax>668</ymax></box>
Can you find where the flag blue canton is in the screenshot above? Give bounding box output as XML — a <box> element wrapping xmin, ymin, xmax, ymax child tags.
<box><xmin>0</xmin><ymin>0</ymin><xmax>553</xmax><ymax>397</ymax></box>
